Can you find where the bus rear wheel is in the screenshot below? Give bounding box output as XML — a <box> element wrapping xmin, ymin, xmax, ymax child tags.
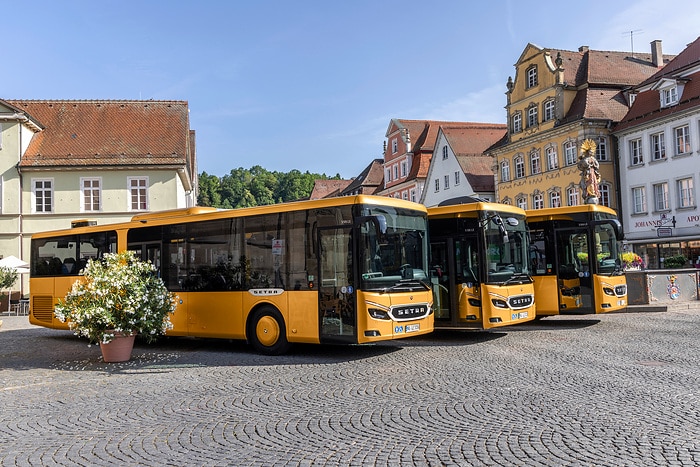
<box><xmin>248</xmin><ymin>306</ymin><xmax>290</xmax><ymax>355</ymax></box>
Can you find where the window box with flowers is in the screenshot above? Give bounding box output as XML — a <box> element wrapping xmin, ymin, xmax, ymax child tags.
<box><xmin>54</xmin><ymin>251</ymin><xmax>177</xmax><ymax>362</ymax></box>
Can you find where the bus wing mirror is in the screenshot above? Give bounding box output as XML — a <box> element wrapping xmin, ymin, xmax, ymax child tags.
<box><xmin>589</xmin><ymin>219</ymin><xmax>623</xmax><ymax>240</ymax></box>
<box><xmin>356</xmin><ymin>215</ymin><xmax>387</xmax><ymax>235</ymax></box>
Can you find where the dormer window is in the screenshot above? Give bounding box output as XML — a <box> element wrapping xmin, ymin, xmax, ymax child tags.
<box><xmin>661</xmin><ymin>86</ymin><xmax>678</xmax><ymax>107</ymax></box>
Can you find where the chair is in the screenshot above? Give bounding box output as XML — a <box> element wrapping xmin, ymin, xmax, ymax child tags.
<box><xmin>9</xmin><ymin>299</ymin><xmax>21</xmax><ymax>316</ymax></box>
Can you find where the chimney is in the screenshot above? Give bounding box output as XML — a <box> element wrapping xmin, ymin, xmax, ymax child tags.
<box><xmin>578</xmin><ymin>46</ymin><xmax>589</xmax><ymax>52</ymax></box>
<box><xmin>651</xmin><ymin>40</ymin><xmax>663</xmax><ymax>67</ymax></box>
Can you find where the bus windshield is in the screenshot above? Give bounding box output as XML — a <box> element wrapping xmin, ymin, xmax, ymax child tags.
<box><xmin>359</xmin><ymin>207</ymin><xmax>430</xmax><ymax>292</ymax></box>
<box><xmin>483</xmin><ymin>212</ymin><xmax>531</xmax><ymax>284</ymax></box>
<box><xmin>594</xmin><ymin>222</ymin><xmax>623</xmax><ymax>275</ymax></box>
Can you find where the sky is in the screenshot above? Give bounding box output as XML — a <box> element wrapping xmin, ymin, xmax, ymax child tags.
<box><xmin>3</xmin><ymin>1</ymin><xmax>699</xmax><ymax>179</ymax></box>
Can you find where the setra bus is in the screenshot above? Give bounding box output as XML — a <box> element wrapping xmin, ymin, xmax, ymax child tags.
<box><xmin>427</xmin><ymin>198</ymin><xmax>535</xmax><ymax>329</ymax></box>
<box><xmin>29</xmin><ymin>195</ymin><xmax>434</xmax><ymax>354</ymax></box>
<box><xmin>525</xmin><ymin>204</ymin><xmax>627</xmax><ymax>315</ymax></box>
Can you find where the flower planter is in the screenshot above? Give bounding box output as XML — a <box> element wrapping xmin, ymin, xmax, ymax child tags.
<box><xmin>100</xmin><ymin>332</ymin><xmax>136</xmax><ymax>362</ymax></box>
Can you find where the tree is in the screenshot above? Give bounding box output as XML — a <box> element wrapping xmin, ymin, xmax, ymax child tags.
<box><xmin>197</xmin><ymin>166</ymin><xmax>342</xmax><ymax>208</ymax></box>
<box><xmin>0</xmin><ymin>266</ymin><xmax>19</xmax><ymax>310</ymax></box>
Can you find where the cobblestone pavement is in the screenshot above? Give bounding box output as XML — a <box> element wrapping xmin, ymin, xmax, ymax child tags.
<box><xmin>2</xmin><ymin>306</ymin><xmax>700</xmax><ymax>466</ymax></box>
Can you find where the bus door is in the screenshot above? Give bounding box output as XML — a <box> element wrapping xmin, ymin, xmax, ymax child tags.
<box><xmin>318</xmin><ymin>226</ymin><xmax>356</xmax><ymax>342</ymax></box>
<box><xmin>555</xmin><ymin>228</ymin><xmax>594</xmax><ymax>313</ymax></box>
<box><xmin>430</xmin><ymin>240</ymin><xmax>453</xmax><ymax>322</ymax></box>
<box><xmin>431</xmin><ymin>237</ymin><xmax>480</xmax><ymax>327</ymax></box>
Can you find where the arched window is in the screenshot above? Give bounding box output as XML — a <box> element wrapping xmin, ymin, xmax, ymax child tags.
<box><xmin>567</xmin><ymin>186</ymin><xmax>580</xmax><ymax>206</ymax></box>
<box><xmin>532</xmin><ymin>192</ymin><xmax>544</xmax><ymax>209</ymax></box>
<box><xmin>514</xmin><ymin>154</ymin><xmax>525</xmax><ymax>179</ymax></box>
<box><xmin>527</xmin><ymin>105</ymin><xmax>538</xmax><ymax>128</ymax></box>
<box><xmin>543</xmin><ymin>99</ymin><xmax>555</xmax><ymax>121</ymax></box>
<box><xmin>545</xmin><ymin>145</ymin><xmax>558</xmax><ymax>170</ymax></box>
<box><xmin>564</xmin><ymin>140</ymin><xmax>577</xmax><ymax>166</ymax></box>
<box><xmin>549</xmin><ymin>189</ymin><xmax>561</xmax><ymax>208</ymax></box>
<box><xmin>511</xmin><ymin>112</ymin><xmax>522</xmax><ymax>133</ymax></box>
<box><xmin>526</xmin><ymin>65</ymin><xmax>538</xmax><ymax>88</ymax></box>
<box><xmin>530</xmin><ymin>150</ymin><xmax>541</xmax><ymax>175</ymax></box>
<box><xmin>500</xmin><ymin>160</ymin><xmax>510</xmax><ymax>182</ymax></box>
<box><xmin>600</xmin><ymin>183</ymin><xmax>611</xmax><ymax>207</ymax></box>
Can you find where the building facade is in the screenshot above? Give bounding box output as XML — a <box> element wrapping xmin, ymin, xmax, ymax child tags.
<box><xmin>0</xmin><ymin>99</ymin><xmax>197</xmax><ymax>295</ymax></box>
<box><xmin>421</xmin><ymin>124</ymin><xmax>505</xmax><ymax>207</ymax></box>
<box><xmin>614</xmin><ymin>37</ymin><xmax>700</xmax><ymax>269</ymax></box>
<box><xmin>380</xmin><ymin>119</ymin><xmax>471</xmax><ymax>202</ymax></box>
<box><xmin>489</xmin><ymin>42</ymin><xmax>671</xmax><ymax>212</ymax></box>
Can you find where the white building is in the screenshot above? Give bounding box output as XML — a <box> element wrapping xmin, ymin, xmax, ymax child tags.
<box><xmin>421</xmin><ymin>124</ymin><xmax>505</xmax><ymax>207</ymax></box>
<box><xmin>614</xmin><ymin>37</ymin><xmax>700</xmax><ymax>268</ymax></box>
<box><xmin>0</xmin><ymin>99</ymin><xmax>197</xmax><ymax>299</ymax></box>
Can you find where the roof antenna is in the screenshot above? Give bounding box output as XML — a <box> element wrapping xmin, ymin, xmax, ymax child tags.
<box><xmin>623</xmin><ymin>29</ymin><xmax>643</xmax><ymax>55</ymax></box>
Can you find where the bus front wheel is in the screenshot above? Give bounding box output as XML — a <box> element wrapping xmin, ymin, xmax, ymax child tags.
<box><xmin>248</xmin><ymin>306</ymin><xmax>290</xmax><ymax>355</ymax></box>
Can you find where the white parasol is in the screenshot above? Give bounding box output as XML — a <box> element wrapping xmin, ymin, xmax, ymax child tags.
<box><xmin>0</xmin><ymin>255</ymin><xmax>29</xmax><ymax>273</ymax></box>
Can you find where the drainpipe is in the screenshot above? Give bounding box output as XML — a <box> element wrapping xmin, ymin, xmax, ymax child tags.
<box><xmin>17</xmin><ymin>125</ymin><xmax>24</xmax><ymax>299</ymax></box>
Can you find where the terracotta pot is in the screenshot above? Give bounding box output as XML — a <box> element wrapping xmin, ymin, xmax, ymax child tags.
<box><xmin>100</xmin><ymin>332</ymin><xmax>136</xmax><ymax>362</ymax></box>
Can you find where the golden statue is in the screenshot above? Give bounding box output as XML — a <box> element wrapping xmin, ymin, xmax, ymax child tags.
<box><xmin>577</xmin><ymin>139</ymin><xmax>601</xmax><ymax>204</ymax></box>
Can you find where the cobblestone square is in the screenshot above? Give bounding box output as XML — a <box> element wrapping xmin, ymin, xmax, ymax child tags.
<box><xmin>1</xmin><ymin>306</ymin><xmax>699</xmax><ymax>466</ymax></box>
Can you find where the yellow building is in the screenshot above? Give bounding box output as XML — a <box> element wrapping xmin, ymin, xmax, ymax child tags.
<box><xmin>488</xmin><ymin>42</ymin><xmax>671</xmax><ymax>210</ymax></box>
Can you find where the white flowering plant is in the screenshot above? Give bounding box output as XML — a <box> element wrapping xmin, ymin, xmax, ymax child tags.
<box><xmin>54</xmin><ymin>251</ymin><xmax>177</xmax><ymax>345</ymax></box>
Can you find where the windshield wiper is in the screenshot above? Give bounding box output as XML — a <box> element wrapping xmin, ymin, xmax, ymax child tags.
<box><xmin>500</xmin><ymin>272</ymin><xmax>531</xmax><ymax>286</ymax></box>
<box><xmin>380</xmin><ymin>278</ymin><xmax>430</xmax><ymax>293</ymax></box>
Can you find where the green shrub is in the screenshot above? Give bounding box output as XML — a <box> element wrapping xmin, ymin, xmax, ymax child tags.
<box><xmin>663</xmin><ymin>255</ymin><xmax>688</xmax><ymax>269</ymax></box>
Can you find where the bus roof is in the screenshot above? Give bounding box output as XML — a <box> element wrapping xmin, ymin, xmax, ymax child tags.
<box><xmin>31</xmin><ymin>195</ymin><xmax>428</xmax><ymax>239</ymax></box>
<box><xmin>428</xmin><ymin>201</ymin><xmax>526</xmax><ymax>219</ymax></box>
<box><xmin>524</xmin><ymin>204</ymin><xmax>618</xmax><ymax>222</ymax></box>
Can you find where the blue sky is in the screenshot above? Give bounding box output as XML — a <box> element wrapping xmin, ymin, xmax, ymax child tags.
<box><xmin>3</xmin><ymin>1</ymin><xmax>699</xmax><ymax>179</ymax></box>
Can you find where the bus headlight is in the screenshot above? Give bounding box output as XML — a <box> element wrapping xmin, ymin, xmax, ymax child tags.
<box><xmin>603</xmin><ymin>287</ymin><xmax>615</xmax><ymax>296</ymax></box>
<box><xmin>491</xmin><ymin>298</ymin><xmax>508</xmax><ymax>309</ymax></box>
<box><xmin>368</xmin><ymin>308</ymin><xmax>390</xmax><ymax>320</ymax></box>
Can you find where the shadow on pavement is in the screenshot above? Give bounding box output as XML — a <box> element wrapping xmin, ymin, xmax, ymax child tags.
<box><xmin>505</xmin><ymin>317</ymin><xmax>601</xmax><ymax>331</ymax></box>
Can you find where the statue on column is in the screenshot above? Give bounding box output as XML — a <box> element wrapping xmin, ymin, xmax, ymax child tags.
<box><xmin>577</xmin><ymin>139</ymin><xmax>601</xmax><ymax>204</ymax></box>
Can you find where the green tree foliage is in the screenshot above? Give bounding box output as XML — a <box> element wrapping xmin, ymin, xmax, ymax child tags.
<box><xmin>0</xmin><ymin>266</ymin><xmax>18</xmax><ymax>301</ymax></box>
<box><xmin>198</xmin><ymin>166</ymin><xmax>340</xmax><ymax>208</ymax></box>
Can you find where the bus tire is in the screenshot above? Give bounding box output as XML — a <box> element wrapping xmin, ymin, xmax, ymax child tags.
<box><xmin>248</xmin><ymin>306</ymin><xmax>290</xmax><ymax>355</ymax></box>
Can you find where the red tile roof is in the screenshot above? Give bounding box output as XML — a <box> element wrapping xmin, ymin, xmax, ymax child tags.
<box><xmin>615</xmin><ymin>36</ymin><xmax>700</xmax><ymax>132</ymax></box>
<box><xmin>542</xmin><ymin>46</ymin><xmax>675</xmax><ymax>126</ymax></box>
<box><xmin>309</xmin><ymin>179</ymin><xmax>353</xmax><ymax>199</ymax></box>
<box><xmin>391</xmin><ymin>119</ymin><xmax>499</xmax><ymax>180</ymax></box>
<box><xmin>7</xmin><ymin>100</ymin><xmax>192</xmax><ymax>169</ymax></box>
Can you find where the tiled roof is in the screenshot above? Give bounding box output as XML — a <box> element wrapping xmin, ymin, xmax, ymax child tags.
<box><xmin>7</xmin><ymin>100</ymin><xmax>191</xmax><ymax>169</ymax></box>
<box><xmin>455</xmin><ymin>154</ymin><xmax>495</xmax><ymax>192</ymax></box>
<box><xmin>638</xmin><ymin>36</ymin><xmax>700</xmax><ymax>86</ymax></box>
<box><xmin>563</xmin><ymin>88</ymin><xmax>631</xmax><ymax>123</ymax></box>
<box><xmin>441</xmin><ymin>124</ymin><xmax>506</xmax><ymax>156</ymax></box>
<box><xmin>393</xmin><ymin>119</ymin><xmax>500</xmax><ymax>181</ymax></box>
<box><xmin>341</xmin><ymin>159</ymin><xmax>384</xmax><ymax>195</ymax></box>
<box><xmin>309</xmin><ymin>179</ymin><xmax>353</xmax><ymax>199</ymax></box>
<box><xmin>615</xmin><ymin>37</ymin><xmax>700</xmax><ymax>132</ymax></box>
<box><xmin>548</xmin><ymin>48</ymin><xmax>672</xmax><ymax>87</ymax></box>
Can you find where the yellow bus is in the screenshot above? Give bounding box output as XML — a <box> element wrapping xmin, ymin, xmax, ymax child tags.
<box><xmin>526</xmin><ymin>205</ymin><xmax>627</xmax><ymax>315</ymax></box>
<box><xmin>427</xmin><ymin>199</ymin><xmax>535</xmax><ymax>329</ymax></box>
<box><xmin>29</xmin><ymin>195</ymin><xmax>434</xmax><ymax>354</ymax></box>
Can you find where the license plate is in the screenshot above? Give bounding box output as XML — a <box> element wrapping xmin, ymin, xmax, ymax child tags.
<box><xmin>518</xmin><ymin>311</ymin><xmax>528</xmax><ymax>319</ymax></box>
<box><xmin>405</xmin><ymin>324</ymin><xmax>420</xmax><ymax>333</ymax></box>
<box><xmin>618</xmin><ymin>299</ymin><xmax>626</xmax><ymax>306</ymax></box>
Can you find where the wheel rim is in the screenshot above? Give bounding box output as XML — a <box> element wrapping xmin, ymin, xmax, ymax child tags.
<box><xmin>256</xmin><ymin>315</ymin><xmax>280</xmax><ymax>347</ymax></box>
